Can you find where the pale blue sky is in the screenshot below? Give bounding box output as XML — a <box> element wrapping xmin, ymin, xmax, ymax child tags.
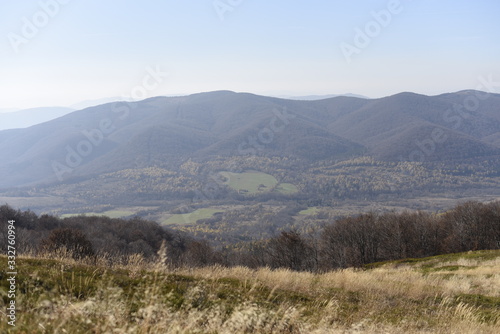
<box><xmin>1</xmin><ymin>0</ymin><xmax>499</xmax><ymax>109</ymax></box>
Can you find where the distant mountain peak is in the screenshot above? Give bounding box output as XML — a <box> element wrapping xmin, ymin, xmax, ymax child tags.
<box><xmin>277</xmin><ymin>93</ymin><xmax>369</xmax><ymax>101</ymax></box>
<box><xmin>0</xmin><ymin>107</ymin><xmax>75</xmax><ymax>131</ymax></box>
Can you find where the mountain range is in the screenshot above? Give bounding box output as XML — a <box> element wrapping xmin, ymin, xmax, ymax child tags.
<box><xmin>276</xmin><ymin>93</ymin><xmax>369</xmax><ymax>100</ymax></box>
<box><xmin>0</xmin><ymin>107</ymin><xmax>75</xmax><ymax>131</ymax></box>
<box><xmin>1</xmin><ymin>90</ymin><xmax>500</xmax><ymax>191</ymax></box>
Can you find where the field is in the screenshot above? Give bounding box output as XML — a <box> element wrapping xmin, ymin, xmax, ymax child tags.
<box><xmin>1</xmin><ymin>250</ymin><xmax>499</xmax><ymax>333</ymax></box>
<box><xmin>219</xmin><ymin>171</ymin><xmax>279</xmax><ymax>194</ymax></box>
<box><xmin>60</xmin><ymin>209</ymin><xmax>137</xmax><ymax>219</ymax></box>
<box><xmin>219</xmin><ymin>171</ymin><xmax>298</xmax><ymax>195</ymax></box>
<box><xmin>299</xmin><ymin>207</ymin><xmax>321</xmax><ymax>215</ymax></box>
<box><xmin>274</xmin><ymin>183</ymin><xmax>299</xmax><ymax>194</ymax></box>
<box><xmin>162</xmin><ymin>208</ymin><xmax>224</xmax><ymax>225</ymax></box>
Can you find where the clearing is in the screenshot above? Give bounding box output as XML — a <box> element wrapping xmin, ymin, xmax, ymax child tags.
<box><xmin>162</xmin><ymin>208</ymin><xmax>224</xmax><ymax>225</ymax></box>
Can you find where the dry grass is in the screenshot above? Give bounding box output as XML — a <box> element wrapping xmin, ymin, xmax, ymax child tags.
<box><xmin>1</xmin><ymin>250</ymin><xmax>499</xmax><ymax>333</ymax></box>
<box><xmin>181</xmin><ymin>255</ymin><xmax>500</xmax><ymax>299</ymax></box>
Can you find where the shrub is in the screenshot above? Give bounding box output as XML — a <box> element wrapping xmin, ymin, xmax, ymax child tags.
<box><xmin>41</xmin><ymin>228</ymin><xmax>95</xmax><ymax>259</ymax></box>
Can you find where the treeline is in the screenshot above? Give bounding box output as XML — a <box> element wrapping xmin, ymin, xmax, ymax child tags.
<box><xmin>0</xmin><ymin>205</ymin><xmax>213</xmax><ymax>267</ymax></box>
<box><xmin>242</xmin><ymin>201</ymin><xmax>500</xmax><ymax>271</ymax></box>
<box><xmin>1</xmin><ymin>201</ymin><xmax>499</xmax><ymax>271</ymax></box>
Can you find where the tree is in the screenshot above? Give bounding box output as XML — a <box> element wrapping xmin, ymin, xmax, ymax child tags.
<box><xmin>41</xmin><ymin>228</ymin><xmax>95</xmax><ymax>259</ymax></box>
<box><xmin>183</xmin><ymin>240</ymin><xmax>215</xmax><ymax>267</ymax></box>
<box><xmin>268</xmin><ymin>230</ymin><xmax>313</xmax><ymax>271</ymax></box>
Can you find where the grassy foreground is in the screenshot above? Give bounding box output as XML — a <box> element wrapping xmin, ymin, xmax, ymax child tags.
<box><xmin>1</xmin><ymin>250</ymin><xmax>499</xmax><ymax>333</ymax></box>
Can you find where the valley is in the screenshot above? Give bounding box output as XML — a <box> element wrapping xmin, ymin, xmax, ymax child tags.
<box><xmin>3</xmin><ymin>2</ymin><xmax>498</xmax><ymax>332</ymax></box>
<box><xmin>2</xmin><ymin>90</ymin><xmax>500</xmax><ymax>246</ymax></box>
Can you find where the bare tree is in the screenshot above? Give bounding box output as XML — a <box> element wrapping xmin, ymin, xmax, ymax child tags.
<box><xmin>41</xmin><ymin>228</ymin><xmax>95</xmax><ymax>259</ymax></box>
<box><xmin>268</xmin><ymin>230</ymin><xmax>313</xmax><ymax>271</ymax></box>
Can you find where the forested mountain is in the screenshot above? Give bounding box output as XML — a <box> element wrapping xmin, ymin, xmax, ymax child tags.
<box><xmin>1</xmin><ymin>90</ymin><xmax>499</xmax><ymax>189</ymax></box>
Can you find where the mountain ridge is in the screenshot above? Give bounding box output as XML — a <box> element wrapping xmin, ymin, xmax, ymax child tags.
<box><xmin>1</xmin><ymin>90</ymin><xmax>500</xmax><ymax>189</ymax></box>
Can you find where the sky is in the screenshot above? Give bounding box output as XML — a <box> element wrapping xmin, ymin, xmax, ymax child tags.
<box><xmin>0</xmin><ymin>0</ymin><xmax>499</xmax><ymax>109</ymax></box>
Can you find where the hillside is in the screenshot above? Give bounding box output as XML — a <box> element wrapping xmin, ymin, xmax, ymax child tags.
<box><xmin>1</xmin><ymin>90</ymin><xmax>500</xmax><ymax>218</ymax></box>
<box><xmin>1</xmin><ymin>90</ymin><xmax>500</xmax><ymax>188</ymax></box>
<box><xmin>1</xmin><ymin>250</ymin><xmax>499</xmax><ymax>333</ymax></box>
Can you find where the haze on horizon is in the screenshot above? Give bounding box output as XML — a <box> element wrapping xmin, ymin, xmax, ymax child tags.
<box><xmin>0</xmin><ymin>0</ymin><xmax>499</xmax><ymax>109</ymax></box>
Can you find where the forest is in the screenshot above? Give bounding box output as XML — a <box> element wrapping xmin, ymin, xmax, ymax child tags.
<box><xmin>1</xmin><ymin>200</ymin><xmax>499</xmax><ymax>271</ymax></box>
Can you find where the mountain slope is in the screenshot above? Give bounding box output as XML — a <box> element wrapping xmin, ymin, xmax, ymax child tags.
<box><xmin>328</xmin><ymin>91</ymin><xmax>500</xmax><ymax>160</ymax></box>
<box><xmin>0</xmin><ymin>107</ymin><xmax>75</xmax><ymax>130</ymax></box>
<box><xmin>1</xmin><ymin>90</ymin><xmax>499</xmax><ymax>188</ymax></box>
